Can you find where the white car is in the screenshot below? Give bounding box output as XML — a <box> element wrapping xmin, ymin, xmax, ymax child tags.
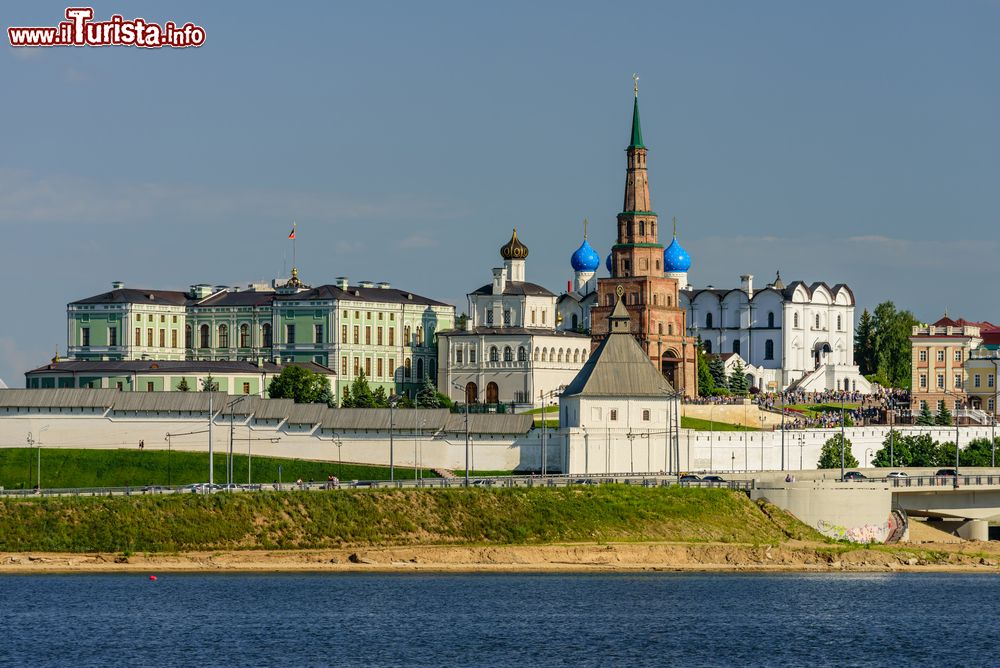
<box><xmin>886</xmin><ymin>471</ymin><xmax>908</xmax><ymax>479</ymax></box>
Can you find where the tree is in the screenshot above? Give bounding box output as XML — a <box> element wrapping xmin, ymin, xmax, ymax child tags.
<box><xmin>728</xmin><ymin>361</ymin><xmax>748</xmax><ymax>395</ymax></box>
<box><xmin>395</xmin><ymin>393</ymin><xmax>414</xmax><ymax>409</ymax></box>
<box><xmin>916</xmin><ymin>403</ymin><xmax>935</xmax><ymax>426</ymax></box>
<box><xmin>935</xmin><ymin>403</ymin><xmax>953</xmax><ymax>426</ymax></box>
<box><xmin>818</xmin><ymin>433</ymin><xmax>859</xmax><ymax>469</ymax></box>
<box><xmin>201</xmin><ymin>374</ymin><xmax>219</xmax><ymax>392</ymax></box>
<box><xmin>435</xmin><ymin>392</ymin><xmax>453</xmax><ymax>409</ymax></box>
<box><xmin>267</xmin><ymin>365</ymin><xmax>328</xmax><ymax>404</ymax></box>
<box><xmin>372</xmin><ymin>386</ymin><xmax>390</xmax><ymax>408</ymax></box>
<box><xmin>960</xmin><ymin>438</ymin><xmax>1000</xmax><ymax>467</ymax></box>
<box><xmin>870</xmin><ymin>301</ymin><xmax>919</xmax><ymax>388</ymax></box>
<box><xmin>349</xmin><ymin>372</ymin><xmax>375</xmax><ymax>408</ymax></box>
<box><xmin>708</xmin><ymin>355</ymin><xmax>728</xmax><ymax>391</ymax></box>
<box><xmin>854</xmin><ymin>309</ymin><xmax>877</xmax><ymax>377</ymax></box>
<box><xmin>176</xmin><ymin>378</ymin><xmax>190</xmax><ymax>392</ymax></box>
<box><xmin>340</xmin><ymin>386</ymin><xmax>354</xmax><ymax>408</ymax></box>
<box><xmin>872</xmin><ymin>430</ymin><xmax>907</xmax><ymax>467</ymax></box>
<box><xmin>697</xmin><ymin>346</ymin><xmax>714</xmax><ymax>397</ymax></box>
<box><xmin>417</xmin><ymin>376</ymin><xmax>441</xmax><ymax>408</ymax></box>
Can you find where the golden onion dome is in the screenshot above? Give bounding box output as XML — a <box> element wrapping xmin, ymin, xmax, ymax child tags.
<box><xmin>500</xmin><ymin>228</ymin><xmax>529</xmax><ymax>260</ymax></box>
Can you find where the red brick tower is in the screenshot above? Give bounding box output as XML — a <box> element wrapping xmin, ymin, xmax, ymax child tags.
<box><xmin>590</xmin><ymin>79</ymin><xmax>698</xmax><ymax>397</ymax></box>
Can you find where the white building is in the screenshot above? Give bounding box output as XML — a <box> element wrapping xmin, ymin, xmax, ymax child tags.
<box><xmin>438</xmin><ymin>229</ymin><xmax>590</xmax><ymax>406</ymax></box>
<box><xmin>560</xmin><ymin>297</ymin><xmax>681</xmax><ymax>474</ymax></box>
<box><xmin>681</xmin><ymin>271</ymin><xmax>871</xmax><ymax>392</ymax></box>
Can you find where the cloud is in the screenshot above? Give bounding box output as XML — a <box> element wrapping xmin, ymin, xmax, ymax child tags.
<box><xmin>396</xmin><ymin>234</ymin><xmax>439</xmax><ymax>249</ymax></box>
<box><xmin>0</xmin><ymin>168</ymin><xmax>465</xmax><ymax>226</ymax></box>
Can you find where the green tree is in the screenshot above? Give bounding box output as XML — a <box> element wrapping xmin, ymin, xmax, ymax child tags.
<box><xmin>916</xmin><ymin>403</ymin><xmax>935</xmax><ymax>426</ymax></box>
<box><xmin>201</xmin><ymin>374</ymin><xmax>219</xmax><ymax>392</ymax></box>
<box><xmin>349</xmin><ymin>372</ymin><xmax>375</xmax><ymax>408</ymax></box>
<box><xmin>818</xmin><ymin>433</ymin><xmax>859</xmax><ymax>469</ymax></box>
<box><xmin>417</xmin><ymin>376</ymin><xmax>441</xmax><ymax>408</ymax></box>
<box><xmin>908</xmin><ymin>433</ymin><xmax>942</xmax><ymax>466</ymax></box>
<box><xmin>435</xmin><ymin>392</ymin><xmax>453</xmax><ymax>409</ymax></box>
<box><xmin>267</xmin><ymin>365</ymin><xmax>328</xmax><ymax>404</ymax></box>
<box><xmin>935</xmin><ymin>403</ymin><xmax>953</xmax><ymax>426</ymax></box>
<box><xmin>340</xmin><ymin>386</ymin><xmax>354</xmax><ymax>408</ymax></box>
<box><xmin>395</xmin><ymin>393</ymin><xmax>414</xmax><ymax>409</ymax></box>
<box><xmin>854</xmin><ymin>308</ymin><xmax>877</xmax><ymax>377</ymax></box>
<box><xmin>960</xmin><ymin>438</ymin><xmax>1000</xmax><ymax>467</ymax></box>
<box><xmin>176</xmin><ymin>378</ymin><xmax>190</xmax><ymax>392</ymax></box>
<box><xmin>872</xmin><ymin>430</ymin><xmax>908</xmax><ymax>467</ymax></box>
<box><xmin>728</xmin><ymin>360</ymin><xmax>748</xmax><ymax>395</ymax></box>
<box><xmin>708</xmin><ymin>355</ymin><xmax>728</xmax><ymax>390</ymax></box>
<box><xmin>871</xmin><ymin>301</ymin><xmax>919</xmax><ymax>388</ymax></box>
<box><xmin>372</xmin><ymin>386</ymin><xmax>389</xmax><ymax>408</ymax></box>
<box><xmin>697</xmin><ymin>346</ymin><xmax>715</xmax><ymax>397</ymax></box>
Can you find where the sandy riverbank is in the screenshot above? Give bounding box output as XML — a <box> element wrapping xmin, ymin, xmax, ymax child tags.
<box><xmin>3</xmin><ymin>538</ymin><xmax>1000</xmax><ymax>574</ymax></box>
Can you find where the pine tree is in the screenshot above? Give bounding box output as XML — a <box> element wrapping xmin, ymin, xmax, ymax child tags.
<box><xmin>728</xmin><ymin>361</ymin><xmax>748</xmax><ymax>395</ymax></box>
<box><xmin>935</xmin><ymin>403</ymin><xmax>953</xmax><ymax>426</ymax></box>
<box><xmin>350</xmin><ymin>372</ymin><xmax>375</xmax><ymax>408</ymax></box>
<box><xmin>708</xmin><ymin>355</ymin><xmax>729</xmax><ymax>391</ymax></box>
<box><xmin>916</xmin><ymin>403</ymin><xmax>936</xmax><ymax>426</ymax></box>
<box><xmin>697</xmin><ymin>346</ymin><xmax>714</xmax><ymax>397</ymax></box>
<box><xmin>201</xmin><ymin>374</ymin><xmax>219</xmax><ymax>392</ymax></box>
<box><xmin>417</xmin><ymin>376</ymin><xmax>440</xmax><ymax>408</ymax></box>
<box><xmin>854</xmin><ymin>309</ymin><xmax>876</xmax><ymax>377</ymax></box>
<box><xmin>372</xmin><ymin>386</ymin><xmax>389</xmax><ymax>408</ymax></box>
<box><xmin>176</xmin><ymin>378</ymin><xmax>190</xmax><ymax>392</ymax></box>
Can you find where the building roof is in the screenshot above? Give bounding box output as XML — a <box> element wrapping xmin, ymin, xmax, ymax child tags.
<box><xmin>25</xmin><ymin>360</ymin><xmax>335</xmax><ymax>377</ymax></box>
<box><xmin>0</xmin><ymin>388</ymin><xmax>120</xmax><ymax>408</ymax></box>
<box><xmin>320</xmin><ymin>408</ymin><xmax>451</xmax><ymax>431</ymax></box>
<box><xmin>442</xmin><ymin>412</ymin><xmax>533</xmax><ymax>434</ymax></box>
<box><xmin>71</xmin><ymin>288</ymin><xmax>191</xmax><ymax>307</ymax></box>
<box><xmin>470</xmin><ymin>281</ymin><xmax>555</xmax><ymax>298</ymax></box>
<box><xmin>561</xmin><ymin>299</ymin><xmax>675</xmax><ymax>398</ymax></box>
<box><xmin>110</xmin><ymin>391</ymin><xmax>229</xmax><ymax>412</ymax></box>
<box><xmin>629</xmin><ymin>95</ymin><xmax>644</xmax><ymax>149</ymax></box>
<box><xmin>500</xmin><ymin>228</ymin><xmax>529</xmax><ymax>260</ymax></box>
<box><xmin>437</xmin><ymin>326</ymin><xmax>589</xmax><ymax>338</ymax></box>
<box><xmin>275</xmin><ymin>284</ymin><xmax>450</xmax><ymax>307</ymax></box>
<box><xmin>933</xmin><ymin>316</ymin><xmax>997</xmax><ymax>330</ymax></box>
<box><xmin>194</xmin><ymin>291</ymin><xmax>275</xmax><ymax>307</ymax></box>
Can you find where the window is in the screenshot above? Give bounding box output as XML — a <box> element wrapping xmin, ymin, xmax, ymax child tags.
<box><xmin>815</xmin><ymin>314</ymin><xmax>820</xmax><ymax>329</ymax></box>
<box><xmin>109</xmin><ymin>327</ymin><xmax>117</xmax><ymax>347</ymax></box>
<box><xmin>764</xmin><ymin>339</ymin><xmax>774</xmax><ymax>360</ymax></box>
<box><xmin>572</xmin><ymin>314</ymin><xmax>579</xmax><ymax>330</ymax></box>
<box><xmin>767</xmin><ymin>312</ymin><xmax>775</xmax><ymax>328</ymax></box>
<box><xmin>639</xmin><ymin>220</ymin><xmax>645</xmax><ymax>235</ymax></box>
<box><xmin>185</xmin><ymin>325</ymin><xmax>192</xmax><ymax>349</ymax></box>
<box><xmin>341</xmin><ymin>357</ymin><xmax>347</xmax><ymax>375</ymax></box>
<box><xmin>954</xmin><ymin>350</ymin><xmax>963</xmax><ymax>362</ymax></box>
<box><xmin>365</xmin><ymin>358</ymin><xmax>371</xmax><ymax>376</ymax></box>
<box><xmin>262</xmin><ymin>323</ymin><xmax>272</xmax><ymax>348</ymax></box>
<box><xmin>388</xmin><ymin>358</ymin><xmax>395</xmax><ymax>377</ymax></box>
<box><xmin>955</xmin><ymin>374</ymin><xmax>962</xmax><ymax>389</ymax></box>
<box><xmin>417</xmin><ymin>358</ymin><xmax>424</xmax><ymax>380</ymax></box>
<box><xmin>937</xmin><ymin>374</ymin><xmax>944</xmax><ymax>389</ymax></box>
<box><xmin>377</xmin><ymin>327</ymin><xmax>383</xmax><ymax>345</ymax></box>
<box><xmin>160</xmin><ymin>315</ymin><xmax>165</xmax><ymax>323</ymax></box>
<box><xmin>404</xmin><ymin>358</ymin><xmax>411</xmax><ymax>377</ymax></box>
<box><xmin>937</xmin><ymin>400</ymin><xmax>945</xmax><ymax>412</ymax></box>
<box><xmin>243</xmin><ymin>382</ymin><xmax>251</xmax><ymax>395</ymax></box>
<box><xmin>417</xmin><ymin>326</ymin><xmax>424</xmax><ymax>346</ymax></box>
<box><xmin>172</xmin><ymin>315</ymin><xmax>177</xmax><ymax>324</ymax></box>
<box><xmin>937</xmin><ymin>350</ymin><xmax>945</xmax><ymax>362</ymax></box>
<box><xmin>469</xmin><ymin>349</ymin><xmax>476</xmax><ymax>363</ymax></box>
<box><xmin>658</xmin><ymin>323</ymin><xmax>663</xmax><ymax>335</ymax></box>
<box><xmin>240</xmin><ymin>324</ymin><xmax>249</xmax><ymax>348</ymax></box>
<box><xmin>668</xmin><ymin>324</ymin><xmax>673</xmax><ymax>336</ymax></box>
<box><xmin>642</xmin><ymin>409</ymin><xmax>650</xmax><ymax>421</ymax></box>
<box><xmin>486</xmin><ymin>311</ymin><xmax>494</xmax><ymax>326</ymax></box>
<box><xmin>919</xmin><ymin>374</ymin><xmax>927</xmax><ymax>389</ymax></box>
<box><xmin>990</xmin><ymin>398</ymin><xmax>995</xmax><ymax>412</ymax></box>
<box><xmin>366</xmin><ymin>312</ymin><xmax>371</xmax><ymax>320</ymax></box>
<box><xmin>136</xmin><ymin>314</ymin><xmax>142</xmax><ymax>322</ymax></box>
<box><xmin>353</xmin><ymin>357</ymin><xmax>360</xmax><ymax>375</ymax></box>
<box><xmin>531</xmin><ymin>310</ymin><xmax>536</xmax><ymax>325</ymax></box>
<box><xmin>365</xmin><ymin>326</ymin><xmax>371</xmax><ymax>345</ymax></box>
<box><xmin>518</xmin><ymin>346</ymin><xmax>526</xmax><ymax>362</ymax></box>
<box><xmin>355</xmin><ymin>311</ymin><xmax>360</xmax><ymax>319</ymax></box>
<box><xmin>341</xmin><ymin>324</ymin><xmax>348</xmax><ymax>342</ymax></box>
<box><xmin>503</xmin><ymin>346</ymin><xmax>512</xmax><ymax>362</ymax></box>
<box><xmin>159</xmin><ymin>329</ymin><xmax>166</xmax><ymax>348</ymax></box>
<box><xmin>389</xmin><ymin>328</ymin><xmax>395</xmax><ymax>346</ymax></box>
<box><xmin>405</xmin><ymin>325</ymin><xmax>411</xmax><ymax>343</ymax></box>
<box><xmin>81</xmin><ymin>327</ymin><xmax>90</xmax><ymax>347</ymax></box>
<box><xmin>377</xmin><ymin>358</ymin><xmax>383</xmax><ymax>377</ymax></box>
<box><xmin>609</xmin><ymin>409</ymin><xmax>618</xmax><ymax>421</ymax></box>
<box><xmin>315</xmin><ymin>324</ymin><xmax>324</xmax><ymax>343</ymax></box>
<box><xmin>353</xmin><ymin>326</ymin><xmax>360</xmax><ymax>344</ymax></box>
<box><xmin>705</xmin><ymin>313</ymin><xmax>713</xmax><ymax>328</ymax></box>
<box><xmin>704</xmin><ymin>340</ymin><xmax>712</xmax><ymax>354</ymax></box>
<box><xmin>490</xmin><ymin>346</ymin><xmax>499</xmax><ymax>362</ymax></box>
<box><xmin>919</xmin><ymin>350</ymin><xmax>927</xmax><ymax>362</ymax></box>
<box><xmin>989</xmin><ymin>374</ymin><xmax>995</xmax><ymax>389</ymax></box>
<box><xmin>837</xmin><ymin>315</ymin><xmax>842</xmax><ymax>330</ymax></box>
<box><xmin>974</xmin><ymin>374</ymin><xmax>982</xmax><ymax>388</ymax></box>
<box><xmin>286</xmin><ymin>324</ymin><xmax>296</xmax><ymax>345</ymax></box>
<box><xmin>541</xmin><ymin>311</ymin><xmax>546</xmax><ymax>325</ymax></box>
<box><xmin>503</xmin><ymin>309</ymin><xmax>511</xmax><ymax>326</ymax></box>
<box><xmin>117</xmin><ymin>381</ymin><xmax>123</xmax><ymax>390</ymax></box>
<box><xmin>733</xmin><ymin>340</ymin><xmax>741</xmax><ymax>355</ymax></box>
<box><xmin>456</xmin><ymin>348</ymin><xmax>463</xmax><ymax>364</ymax></box>
<box><xmin>147</xmin><ymin>382</ymin><xmax>154</xmax><ymax>392</ymax></box>
<box><xmin>147</xmin><ymin>328</ymin><xmax>153</xmax><ymax>347</ymax></box>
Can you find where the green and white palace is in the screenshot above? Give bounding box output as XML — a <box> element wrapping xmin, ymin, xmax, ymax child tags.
<box><xmin>34</xmin><ymin>270</ymin><xmax>454</xmax><ymax>399</ymax></box>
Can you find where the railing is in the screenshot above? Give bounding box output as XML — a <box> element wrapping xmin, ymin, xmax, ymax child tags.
<box><xmin>839</xmin><ymin>475</ymin><xmax>1000</xmax><ymax>488</ymax></box>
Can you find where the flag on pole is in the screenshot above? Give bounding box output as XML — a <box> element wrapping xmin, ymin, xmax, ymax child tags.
<box><xmin>288</xmin><ymin>222</ymin><xmax>296</xmax><ymax>239</ymax></box>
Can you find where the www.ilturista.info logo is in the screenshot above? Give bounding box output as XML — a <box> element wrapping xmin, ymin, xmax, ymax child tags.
<box><xmin>8</xmin><ymin>7</ymin><xmax>205</xmax><ymax>48</ymax></box>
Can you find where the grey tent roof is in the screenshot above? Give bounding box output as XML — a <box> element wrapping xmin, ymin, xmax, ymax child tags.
<box><xmin>320</xmin><ymin>408</ymin><xmax>450</xmax><ymax>431</ymax></box>
<box><xmin>110</xmin><ymin>391</ymin><xmax>229</xmax><ymax>412</ymax></box>
<box><xmin>561</xmin><ymin>300</ymin><xmax>675</xmax><ymax>398</ymax></box>
<box><xmin>286</xmin><ymin>403</ymin><xmax>329</xmax><ymax>426</ymax></box>
<box><xmin>252</xmin><ymin>398</ymin><xmax>296</xmax><ymax>420</ymax></box>
<box><xmin>0</xmin><ymin>388</ymin><xmax>120</xmax><ymax>408</ymax></box>
<box><xmin>442</xmin><ymin>413</ymin><xmax>533</xmax><ymax>434</ymax></box>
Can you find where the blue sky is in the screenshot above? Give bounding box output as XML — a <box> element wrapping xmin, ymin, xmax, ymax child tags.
<box><xmin>2</xmin><ymin>0</ymin><xmax>999</xmax><ymax>384</ymax></box>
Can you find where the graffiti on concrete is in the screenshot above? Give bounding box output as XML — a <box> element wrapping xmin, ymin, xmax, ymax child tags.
<box><xmin>816</xmin><ymin>510</ymin><xmax>908</xmax><ymax>544</ymax></box>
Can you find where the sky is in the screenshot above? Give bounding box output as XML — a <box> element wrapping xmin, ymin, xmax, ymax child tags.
<box><xmin>1</xmin><ymin>0</ymin><xmax>999</xmax><ymax>385</ymax></box>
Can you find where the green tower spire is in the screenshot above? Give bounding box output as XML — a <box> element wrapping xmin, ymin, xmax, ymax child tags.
<box><xmin>629</xmin><ymin>73</ymin><xmax>644</xmax><ymax>149</ymax></box>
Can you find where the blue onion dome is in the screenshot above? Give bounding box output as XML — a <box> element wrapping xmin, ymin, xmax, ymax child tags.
<box><xmin>606</xmin><ymin>253</ymin><xmax>612</xmax><ymax>272</ymax></box>
<box><xmin>663</xmin><ymin>236</ymin><xmax>692</xmax><ymax>272</ymax></box>
<box><xmin>570</xmin><ymin>238</ymin><xmax>600</xmax><ymax>272</ymax></box>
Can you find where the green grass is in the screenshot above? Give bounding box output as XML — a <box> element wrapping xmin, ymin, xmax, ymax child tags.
<box><xmin>0</xmin><ymin>448</ymin><xmax>437</xmax><ymax>490</ymax></box>
<box><xmin>524</xmin><ymin>406</ymin><xmax>559</xmax><ymax>415</ymax></box>
<box><xmin>786</xmin><ymin>403</ymin><xmax>860</xmax><ymax>417</ymax></box>
<box><xmin>0</xmin><ymin>486</ymin><xmax>813</xmax><ymax>553</ymax></box>
<box><xmin>681</xmin><ymin>416</ymin><xmax>758</xmax><ymax>431</ymax></box>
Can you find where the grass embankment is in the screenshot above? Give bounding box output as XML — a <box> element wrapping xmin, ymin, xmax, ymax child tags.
<box><xmin>0</xmin><ymin>448</ymin><xmax>436</xmax><ymax>490</ymax></box>
<box><xmin>786</xmin><ymin>403</ymin><xmax>860</xmax><ymax>418</ymax></box>
<box><xmin>681</xmin><ymin>416</ymin><xmax>758</xmax><ymax>431</ymax></box>
<box><xmin>0</xmin><ymin>486</ymin><xmax>818</xmax><ymax>553</ymax></box>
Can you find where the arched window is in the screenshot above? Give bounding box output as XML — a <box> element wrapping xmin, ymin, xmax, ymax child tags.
<box><xmin>503</xmin><ymin>346</ymin><xmax>512</xmax><ymax>362</ymax></box>
<box><xmin>517</xmin><ymin>346</ymin><xmax>526</xmax><ymax>362</ymax></box>
<box><xmin>765</xmin><ymin>339</ymin><xmax>774</xmax><ymax>360</ymax></box>
<box><xmin>404</xmin><ymin>358</ymin><xmax>411</xmax><ymax>377</ymax></box>
<box><xmin>533</xmin><ymin>347</ymin><xmax>540</xmax><ymax>361</ymax></box>
<box><xmin>465</xmin><ymin>382</ymin><xmax>478</xmax><ymax>404</ymax></box>
<box><xmin>185</xmin><ymin>325</ymin><xmax>193</xmax><ymax>349</ymax></box>
<box><xmin>573</xmin><ymin>349</ymin><xmax>580</xmax><ymax>363</ymax></box>
<box><xmin>416</xmin><ymin>358</ymin><xmax>424</xmax><ymax>380</ymax></box>
<box><xmin>486</xmin><ymin>382</ymin><xmax>499</xmax><ymax>404</ymax></box>
<box><xmin>404</xmin><ymin>325</ymin><xmax>411</xmax><ymax>344</ymax></box>
<box><xmin>815</xmin><ymin>314</ymin><xmax>821</xmax><ymax>329</ymax></box>
<box><xmin>571</xmin><ymin>314</ymin><xmax>579</xmax><ymax>330</ymax></box>
<box><xmin>642</xmin><ymin>409</ymin><xmax>650</xmax><ymax>421</ymax></box>
<box><xmin>704</xmin><ymin>340</ymin><xmax>712</xmax><ymax>354</ymax></box>
<box><xmin>262</xmin><ymin>323</ymin><xmax>272</xmax><ymax>348</ymax></box>
<box><xmin>793</xmin><ymin>313</ymin><xmax>799</xmax><ymax>328</ymax></box>
<box><xmin>651</xmin><ymin>222</ymin><xmax>656</xmax><ymax>236</ymax></box>
<box><xmin>581</xmin><ymin>350</ymin><xmax>587</xmax><ymax>362</ymax></box>
<box><xmin>639</xmin><ymin>220</ymin><xmax>645</xmax><ymax>236</ymax></box>
<box><xmin>199</xmin><ymin>324</ymin><xmax>210</xmax><ymax>349</ymax></box>
<box><xmin>837</xmin><ymin>315</ymin><xmax>842</xmax><ymax>330</ymax></box>
<box><xmin>239</xmin><ymin>323</ymin><xmax>249</xmax><ymax>348</ymax></box>
<box><xmin>557</xmin><ymin>349</ymin><xmax>563</xmax><ymax>363</ymax></box>
<box><xmin>416</xmin><ymin>326</ymin><xmax>423</xmax><ymax>346</ymax></box>
<box><xmin>658</xmin><ymin>323</ymin><xmax>663</xmax><ymax>335</ymax></box>
<box><xmin>733</xmin><ymin>339</ymin><xmax>741</xmax><ymax>355</ymax></box>
<box><xmin>490</xmin><ymin>346</ymin><xmax>499</xmax><ymax>362</ymax></box>
<box><xmin>668</xmin><ymin>324</ymin><xmax>674</xmax><ymax>336</ymax></box>
<box><xmin>767</xmin><ymin>312</ymin><xmax>775</xmax><ymax>328</ymax></box>
<box><xmin>218</xmin><ymin>324</ymin><xmax>229</xmax><ymax>348</ymax></box>
<box><xmin>667</xmin><ymin>295</ymin><xmax>672</xmax><ymax>306</ymax></box>
<box><xmin>706</xmin><ymin>312</ymin><xmax>713</xmax><ymax>328</ymax></box>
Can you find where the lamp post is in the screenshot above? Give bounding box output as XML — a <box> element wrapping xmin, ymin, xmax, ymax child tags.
<box><xmin>780</xmin><ymin>389</ymin><xmax>786</xmax><ymax>470</ymax></box>
<box><xmin>759</xmin><ymin>415</ymin><xmax>766</xmax><ymax>471</ymax></box>
<box><xmin>164</xmin><ymin>433</ymin><xmax>172</xmax><ymax>486</ymax></box>
<box><xmin>840</xmin><ymin>391</ymin><xmax>846</xmax><ymax>480</ymax></box>
<box><xmin>208</xmin><ymin>390</ymin><xmax>215</xmax><ymax>489</ymax></box>
<box><xmin>798</xmin><ymin>432</ymin><xmax>805</xmax><ymax>471</ymax></box>
<box><xmin>388</xmin><ymin>394</ymin><xmax>400</xmax><ymax>482</ymax></box>
<box><xmin>226</xmin><ymin>395</ymin><xmax>249</xmax><ymax>490</ymax></box>
<box><xmin>451</xmin><ymin>382</ymin><xmax>471</xmax><ymax>486</ymax></box>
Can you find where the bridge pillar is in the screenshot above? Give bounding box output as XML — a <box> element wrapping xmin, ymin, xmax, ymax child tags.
<box><xmin>957</xmin><ymin>519</ymin><xmax>989</xmax><ymax>542</ymax></box>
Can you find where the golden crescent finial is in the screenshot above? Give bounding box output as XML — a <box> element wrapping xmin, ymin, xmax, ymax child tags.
<box><xmin>632</xmin><ymin>73</ymin><xmax>639</xmax><ymax>97</ymax></box>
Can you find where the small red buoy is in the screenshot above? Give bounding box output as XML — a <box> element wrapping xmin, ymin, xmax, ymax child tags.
<box><xmin>149</xmin><ymin>575</ymin><xmax>157</xmax><ymax>581</ymax></box>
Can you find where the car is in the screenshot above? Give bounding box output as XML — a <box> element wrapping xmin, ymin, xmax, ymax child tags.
<box><xmin>935</xmin><ymin>468</ymin><xmax>958</xmax><ymax>477</ymax></box>
<box><xmin>886</xmin><ymin>471</ymin><xmax>908</xmax><ymax>479</ymax></box>
<box><xmin>842</xmin><ymin>471</ymin><xmax>868</xmax><ymax>481</ymax></box>
<box><xmin>678</xmin><ymin>474</ymin><xmax>702</xmax><ymax>482</ymax></box>
<box><xmin>701</xmin><ymin>475</ymin><xmax>727</xmax><ymax>483</ymax></box>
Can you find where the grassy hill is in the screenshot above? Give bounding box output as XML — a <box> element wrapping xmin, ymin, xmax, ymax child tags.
<box><xmin>0</xmin><ymin>486</ymin><xmax>820</xmax><ymax>553</ymax></box>
<box><xmin>0</xmin><ymin>448</ymin><xmax>436</xmax><ymax>490</ymax></box>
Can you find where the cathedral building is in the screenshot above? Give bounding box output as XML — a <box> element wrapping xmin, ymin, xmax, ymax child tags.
<box><xmin>588</xmin><ymin>85</ymin><xmax>698</xmax><ymax>398</ymax></box>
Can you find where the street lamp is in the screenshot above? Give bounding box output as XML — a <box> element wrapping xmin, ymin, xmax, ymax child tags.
<box><xmin>227</xmin><ymin>395</ymin><xmax>250</xmax><ymax>489</ymax></box>
<box><xmin>758</xmin><ymin>414</ymin><xmax>766</xmax><ymax>471</ymax></box>
<box><xmin>451</xmin><ymin>382</ymin><xmax>471</xmax><ymax>486</ymax></box>
<box><xmin>388</xmin><ymin>394</ymin><xmax>400</xmax><ymax>482</ymax></box>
